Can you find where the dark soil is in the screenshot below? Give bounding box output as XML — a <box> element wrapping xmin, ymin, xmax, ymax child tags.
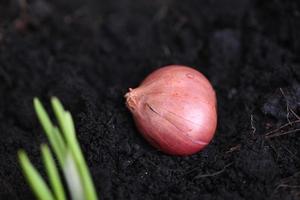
<box><xmin>0</xmin><ymin>0</ymin><xmax>300</xmax><ymax>199</ymax></box>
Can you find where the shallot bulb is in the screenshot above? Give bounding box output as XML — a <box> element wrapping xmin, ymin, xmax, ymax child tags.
<box><xmin>125</xmin><ymin>65</ymin><xmax>217</xmax><ymax>155</ymax></box>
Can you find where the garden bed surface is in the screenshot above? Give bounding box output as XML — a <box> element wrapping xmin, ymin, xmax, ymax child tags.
<box><xmin>0</xmin><ymin>0</ymin><xmax>299</xmax><ymax>199</ymax></box>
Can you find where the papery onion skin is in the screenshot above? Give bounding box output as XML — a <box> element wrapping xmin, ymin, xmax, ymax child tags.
<box><xmin>125</xmin><ymin>65</ymin><xmax>217</xmax><ymax>156</ymax></box>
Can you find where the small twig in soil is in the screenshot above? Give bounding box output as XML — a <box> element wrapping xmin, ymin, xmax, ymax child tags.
<box><xmin>280</xmin><ymin>144</ymin><xmax>298</xmax><ymax>159</ymax></box>
<box><xmin>272</xmin><ymin>172</ymin><xmax>300</xmax><ymax>198</ymax></box>
<box><xmin>266</xmin><ymin>128</ymin><xmax>300</xmax><ymax>139</ymax></box>
<box><xmin>194</xmin><ymin>163</ymin><xmax>232</xmax><ymax>179</ymax></box>
<box><xmin>250</xmin><ymin>114</ymin><xmax>256</xmax><ymax>135</ymax></box>
<box><xmin>265</xmin><ymin>119</ymin><xmax>300</xmax><ymax>136</ymax></box>
<box><xmin>276</xmin><ymin>184</ymin><xmax>300</xmax><ymax>189</ymax></box>
<box><xmin>280</xmin><ymin>88</ymin><xmax>292</xmax><ymax>124</ymax></box>
<box><xmin>289</xmin><ymin>108</ymin><xmax>300</xmax><ymax>120</ymax></box>
<box><xmin>279</xmin><ymin>88</ymin><xmax>300</xmax><ymax>122</ymax></box>
<box><xmin>274</xmin><ymin>172</ymin><xmax>300</xmax><ymax>190</ymax></box>
<box><xmin>226</xmin><ymin>144</ymin><xmax>241</xmax><ymax>154</ymax></box>
<box><xmin>106</xmin><ymin>114</ymin><xmax>115</xmax><ymax>126</ymax></box>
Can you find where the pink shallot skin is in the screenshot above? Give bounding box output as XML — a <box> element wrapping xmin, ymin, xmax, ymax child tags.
<box><xmin>125</xmin><ymin>65</ymin><xmax>217</xmax><ymax>156</ymax></box>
